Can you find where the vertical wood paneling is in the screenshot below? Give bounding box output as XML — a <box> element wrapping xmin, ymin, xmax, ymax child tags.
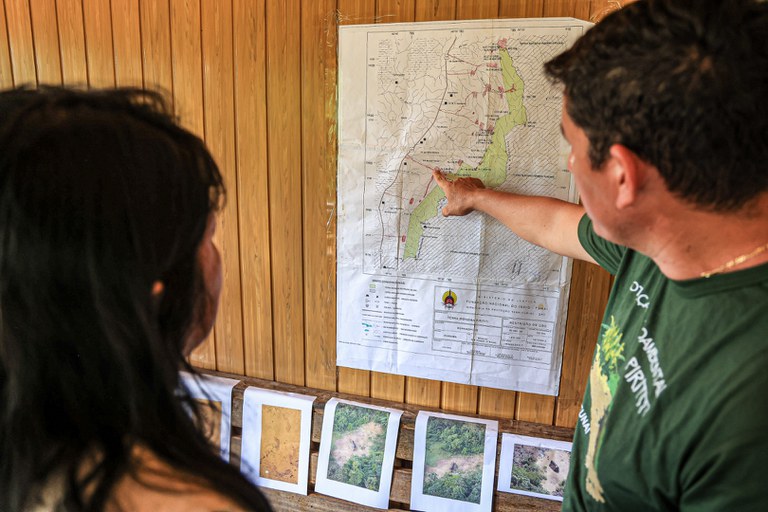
<box><xmin>266</xmin><ymin>0</ymin><xmax>305</xmax><ymax>386</ymax></box>
<box><xmin>169</xmin><ymin>0</ymin><xmax>203</xmax><ymax>135</ymax></box>
<box><xmin>139</xmin><ymin>0</ymin><xmax>172</xmax><ymax>93</ymax></box>
<box><xmin>29</xmin><ymin>0</ymin><xmax>62</xmax><ymax>85</ymax></box>
<box><xmin>456</xmin><ymin>0</ymin><xmax>498</xmax><ymax>19</ymax></box>
<box><xmin>5</xmin><ymin>0</ymin><xmax>36</xmax><ymax>85</ymax></box>
<box><xmin>301</xmin><ymin>0</ymin><xmax>337</xmax><ymax>391</ymax></box>
<box><xmin>82</xmin><ymin>0</ymin><xmax>115</xmax><ymax>87</ymax></box>
<box><xmin>0</xmin><ymin>0</ymin><xmax>13</xmax><ymax>87</ymax></box>
<box><xmin>234</xmin><ymin>0</ymin><xmax>274</xmax><ymax>380</ymax></box>
<box><xmin>479</xmin><ymin>388</ymin><xmax>516</xmax><ymax>419</ymax></box>
<box><xmin>543</xmin><ymin>0</ymin><xmax>591</xmax><ymax>18</ymax></box>
<box><xmin>56</xmin><ymin>0</ymin><xmax>87</xmax><ymax>85</ymax></box>
<box><xmin>555</xmin><ymin>261</ymin><xmax>611</xmax><ymax>426</ymax></box>
<box><xmin>201</xmin><ymin>0</ymin><xmax>244</xmax><ymax>375</ymax></box>
<box><xmin>170</xmin><ymin>0</ymin><xmax>214</xmax><ymax>369</ymax></box>
<box><xmin>405</xmin><ymin>378</ymin><xmax>441</xmax><ymax>408</ymax></box>
<box><xmin>377</xmin><ymin>0</ymin><xmax>415</xmax><ymax>22</ymax></box>
<box><xmin>415</xmin><ymin>0</ymin><xmax>456</xmax><ymax>21</ymax></box>
<box><xmin>441</xmin><ymin>383</ymin><xmax>478</xmax><ymax>414</ymax></box>
<box><xmin>111</xmin><ymin>0</ymin><xmax>142</xmax><ymax>87</ymax></box>
<box><xmin>516</xmin><ymin>393</ymin><xmax>556</xmax><ymax>423</ymax></box>
<box><xmin>335</xmin><ymin>0</ymin><xmax>374</xmax><ymax>397</ymax></box>
<box><xmin>499</xmin><ymin>0</ymin><xmax>544</xmax><ymax>17</ymax></box>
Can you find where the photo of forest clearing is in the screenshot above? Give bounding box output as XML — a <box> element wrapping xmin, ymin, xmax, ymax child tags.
<box><xmin>195</xmin><ymin>399</ymin><xmax>222</xmax><ymax>451</ymax></box>
<box><xmin>510</xmin><ymin>444</ymin><xmax>570</xmax><ymax>497</ymax></box>
<box><xmin>259</xmin><ymin>405</ymin><xmax>302</xmax><ymax>483</ymax></box>
<box><xmin>327</xmin><ymin>403</ymin><xmax>389</xmax><ymax>491</ymax></box>
<box><xmin>423</xmin><ymin>417</ymin><xmax>486</xmax><ymax>504</ymax></box>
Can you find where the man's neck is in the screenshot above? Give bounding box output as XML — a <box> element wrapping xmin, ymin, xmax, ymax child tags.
<box><xmin>637</xmin><ymin>194</ymin><xmax>768</xmax><ymax>281</ymax></box>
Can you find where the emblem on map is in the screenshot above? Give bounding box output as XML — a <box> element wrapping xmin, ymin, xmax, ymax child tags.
<box><xmin>442</xmin><ymin>290</ymin><xmax>457</xmax><ymax>309</ymax></box>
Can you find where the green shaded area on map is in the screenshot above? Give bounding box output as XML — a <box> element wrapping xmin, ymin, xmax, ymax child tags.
<box><xmin>403</xmin><ymin>47</ymin><xmax>527</xmax><ymax>259</ymax></box>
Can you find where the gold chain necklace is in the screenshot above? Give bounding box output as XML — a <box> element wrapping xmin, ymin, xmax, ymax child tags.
<box><xmin>700</xmin><ymin>241</ymin><xmax>768</xmax><ymax>278</ymax></box>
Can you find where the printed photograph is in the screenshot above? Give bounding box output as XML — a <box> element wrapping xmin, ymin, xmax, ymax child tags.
<box><xmin>510</xmin><ymin>443</ymin><xmax>570</xmax><ymax>498</ymax></box>
<box><xmin>195</xmin><ymin>399</ymin><xmax>222</xmax><ymax>450</ymax></box>
<box><xmin>259</xmin><ymin>405</ymin><xmax>302</xmax><ymax>484</ymax></box>
<box><xmin>326</xmin><ymin>403</ymin><xmax>390</xmax><ymax>491</ymax></box>
<box><xmin>423</xmin><ymin>417</ymin><xmax>486</xmax><ymax>504</ymax></box>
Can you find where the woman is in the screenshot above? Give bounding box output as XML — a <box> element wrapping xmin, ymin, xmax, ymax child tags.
<box><xmin>0</xmin><ymin>87</ymin><xmax>271</xmax><ymax>511</ymax></box>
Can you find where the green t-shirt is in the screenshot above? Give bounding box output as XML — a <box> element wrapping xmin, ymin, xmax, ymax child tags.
<box><xmin>563</xmin><ymin>215</ymin><xmax>768</xmax><ymax>511</ymax></box>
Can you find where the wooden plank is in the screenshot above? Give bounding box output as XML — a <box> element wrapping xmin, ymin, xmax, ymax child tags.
<box><xmin>201</xmin><ymin>0</ymin><xmax>244</xmax><ymax>375</ymax></box>
<box><xmin>337</xmin><ymin>367</ymin><xmax>370</xmax><ymax>396</ymax></box>
<box><xmin>0</xmin><ymin>0</ymin><xmax>16</xmax><ymax>87</ymax></box>
<box><xmin>370</xmin><ymin>371</ymin><xmax>405</xmax><ymax>402</ymax></box>
<box><xmin>516</xmin><ymin>392</ymin><xmax>555</xmax><ymax>423</ymax></box>
<box><xmin>334</xmin><ymin>0</ymin><xmax>374</xmax><ymax>397</ymax></box>
<box><xmin>574</xmin><ymin>0</ymin><xmax>591</xmax><ymax>20</ymax></box>
<box><xmin>300</xmin><ymin>0</ymin><xmax>337</xmax><ymax>390</ymax></box>
<box><xmin>337</xmin><ymin>0</ymin><xmax>374</xmax><ymax>24</ymax></box>
<box><xmin>29</xmin><ymin>0</ymin><xmax>62</xmax><ymax>85</ymax></box>
<box><xmin>266</xmin><ymin>0</ymin><xmax>304</xmax><ymax>386</ymax></box>
<box><xmin>478</xmin><ymin>388</ymin><xmax>516</xmax><ymax>419</ymax></box>
<box><xmin>456</xmin><ymin>0</ymin><xmax>499</xmax><ymax>19</ymax></box>
<box><xmin>169</xmin><ymin>0</ymin><xmax>214</xmax><ymax>369</ymax></box>
<box><xmin>111</xmin><ymin>0</ymin><xmax>143</xmax><ymax>87</ymax></box>
<box><xmin>213</xmin><ymin>370</ymin><xmax>571</xmax><ymax>512</ymax></box>
<box><xmin>543</xmin><ymin>0</ymin><xmax>590</xmax><ymax>17</ymax></box>
<box><xmin>139</xmin><ymin>0</ymin><xmax>173</xmax><ymax>94</ymax></box>
<box><xmin>169</xmin><ymin>0</ymin><xmax>203</xmax><ymax>135</ymax></box>
<box><xmin>415</xmin><ymin>0</ymin><xmax>456</xmax><ymax>21</ymax></box>
<box><xmin>376</xmin><ymin>0</ymin><xmax>415</xmax><ymax>22</ymax></box>
<box><xmin>554</xmin><ymin>260</ymin><xmax>611</xmax><ymax>427</ymax></box>
<box><xmin>405</xmin><ymin>377</ymin><xmax>441</xmax><ymax>408</ymax></box>
<box><xmin>233</xmin><ymin>0</ymin><xmax>273</xmax><ymax>380</ymax></box>
<box><xmin>441</xmin><ymin>382</ymin><xmax>478</xmax><ymax>414</ymax></box>
<box><xmin>5</xmin><ymin>0</ymin><xmax>37</xmax><ymax>85</ymax></box>
<box><xmin>498</xmin><ymin>0</ymin><xmax>544</xmax><ymax>17</ymax></box>
<box><xmin>82</xmin><ymin>0</ymin><xmax>115</xmax><ymax>87</ymax></box>
<box><xmin>56</xmin><ymin>0</ymin><xmax>88</xmax><ymax>86</ymax></box>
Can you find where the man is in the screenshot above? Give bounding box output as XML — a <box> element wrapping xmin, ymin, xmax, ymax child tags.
<box><xmin>433</xmin><ymin>0</ymin><xmax>768</xmax><ymax>509</ymax></box>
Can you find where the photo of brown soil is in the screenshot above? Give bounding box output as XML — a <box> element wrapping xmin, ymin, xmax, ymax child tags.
<box><xmin>259</xmin><ymin>405</ymin><xmax>303</xmax><ymax>483</ymax></box>
<box><xmin>195</xmin><ymin>399</ymin><xmax>222</xmax><ymax>450</ymax></box>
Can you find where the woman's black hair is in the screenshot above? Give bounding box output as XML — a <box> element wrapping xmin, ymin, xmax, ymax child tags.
<box><xmin>0</xmin><ymin>87</ymin><xmax>271</xmax><ymax>511</ymax></box>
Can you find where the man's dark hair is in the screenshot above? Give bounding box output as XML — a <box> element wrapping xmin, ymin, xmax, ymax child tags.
<box><xmin>0</xmin><ymin>87</ymin><xmax>270</xmax><ymax>511</ymax></box>
<box><xmin>545</xmin><ymin>0</ymin><xmax>768</xmax><ymax>211</ymax></box>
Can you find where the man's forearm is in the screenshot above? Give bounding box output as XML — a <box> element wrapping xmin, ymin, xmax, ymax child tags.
<box><xmin>469</xmin><ymin>188</ymin><xmax>594</xmax><ymax>262</ymax></box>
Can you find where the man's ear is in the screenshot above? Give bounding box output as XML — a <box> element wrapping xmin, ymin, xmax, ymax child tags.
<box><xmin>607</xmin><ymin>144</ymin><xmax>645</xmax><ymax>210</ymax></box>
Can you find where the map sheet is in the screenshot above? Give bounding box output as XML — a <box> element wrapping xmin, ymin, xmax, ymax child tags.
<box><xmin>337</xmin><ymin>18</ymin><xmax>591</xmax><ymax>395</ymax></box>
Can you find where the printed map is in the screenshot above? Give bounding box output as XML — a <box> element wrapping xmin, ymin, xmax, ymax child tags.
<box><xmin>337</xmin><ymin>19</ymin><xmax>590</xmax><ymax>395</ymax></box>
<box><xmin>360</xmin><ymin>23</ymin><xmax>579</xmax><ymax>287</ymax></box>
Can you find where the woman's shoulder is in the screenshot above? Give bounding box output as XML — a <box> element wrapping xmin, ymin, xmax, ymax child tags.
<box><xmin>109</xmin><ymin>445</ymin><xmax>250</xmax><ymax>512</ymax></box>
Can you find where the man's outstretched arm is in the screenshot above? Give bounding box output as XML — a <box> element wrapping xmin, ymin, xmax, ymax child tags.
<box><xmin>432</xmin><ymin>170</ymin><xmax>596</xmax><ymax>264</ymax></box>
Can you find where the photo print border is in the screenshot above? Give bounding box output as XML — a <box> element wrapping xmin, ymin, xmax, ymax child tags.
<box><xmin>410</xmin><ymin>411</ymin><xmax>498</xmax><ymax>512</ymax></box>
<box><xmin>497</xmin><ymin>433</ymin><xmax>573</xmax><ymax>501</ymax></box>
<box><xmin>240</xmin><ymin>387</ymin><xmax>316</xmax><ymax>495</ymax></box>
<box><xmin>314</xmin><ymin>398</ymin><xmax>403</xmax><ymax>509</ymax></box>
<box><xmin>180</xmin><ymin>372</ymin><xmax>238</xmax><ymax>462</ymax></box>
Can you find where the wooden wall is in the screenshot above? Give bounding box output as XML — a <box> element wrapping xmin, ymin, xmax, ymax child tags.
<box><xmin>0</xmin><ymin>0</ymin><xmax>617</xmax><ymax>429</ymax></box>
